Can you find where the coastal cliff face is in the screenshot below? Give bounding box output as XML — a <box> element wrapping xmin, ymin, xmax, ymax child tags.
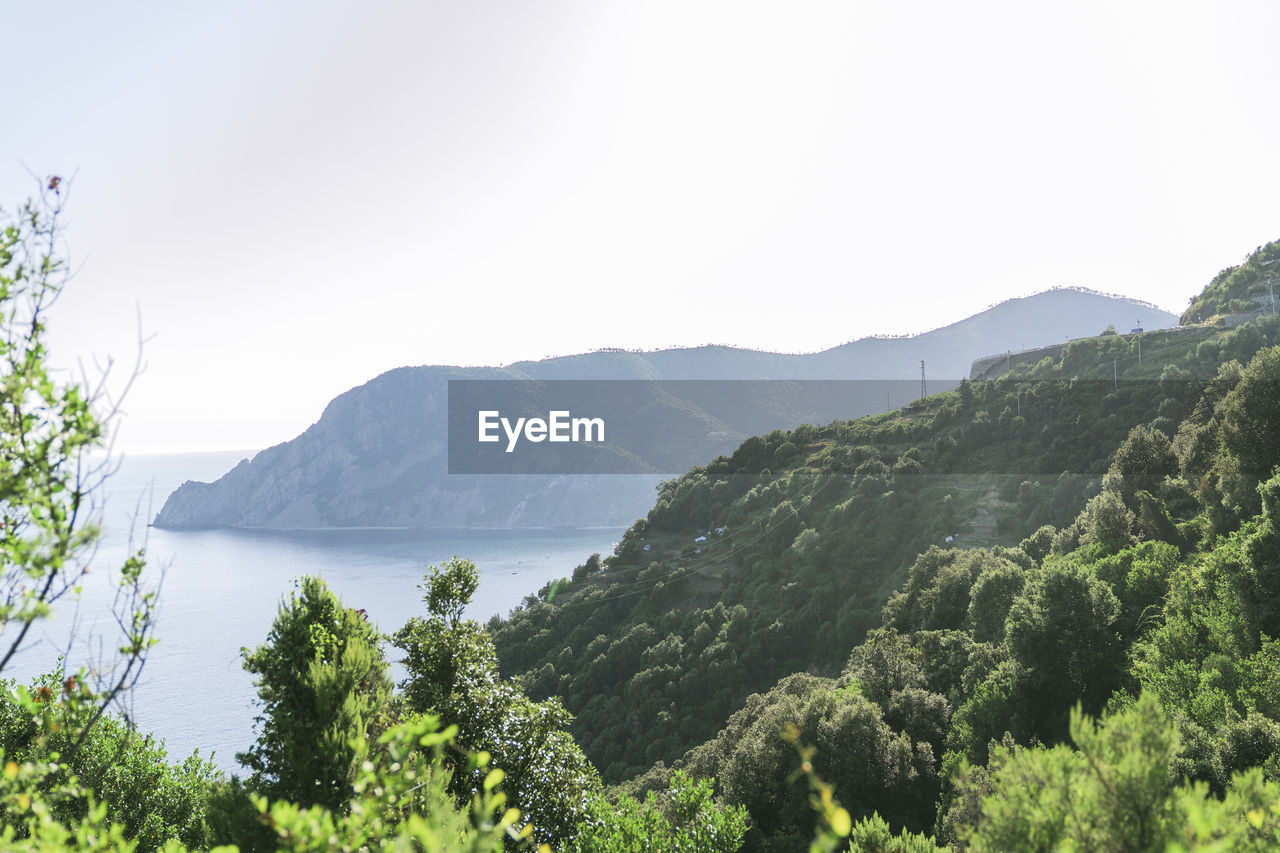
<box><xmin>154</xmin><ymin>289</ymin><xmax>1178</xmax><ymax>530</ymax></box>
<box><xmin>154</xmin><ymin>366</ymin><xmax>664</xmax><ymax>529</ymax></box>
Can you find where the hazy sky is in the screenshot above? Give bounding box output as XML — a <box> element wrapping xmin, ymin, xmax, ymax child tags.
<box><xmin>4</xmin><ymin>1</ymin><xmax>1279</xmax><ymax>454</ymax></box>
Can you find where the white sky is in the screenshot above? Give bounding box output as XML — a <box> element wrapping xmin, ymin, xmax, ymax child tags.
<box><xmin>3</xmin><ymin>1</ymin><xmax>1278</xmax><ymax>454</ymax></box>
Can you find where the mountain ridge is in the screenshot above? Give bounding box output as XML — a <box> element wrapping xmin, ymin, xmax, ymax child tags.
<box><xmin>153</xmin><ymin>288</ymin><xmax>1177</xmax><ymax>530</ymax></box>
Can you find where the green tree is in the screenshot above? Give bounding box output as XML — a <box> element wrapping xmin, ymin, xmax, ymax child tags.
<box><xmin>1089</xmin><ymin>541</ymin><xmax>1178</xmax><ymax>640</ymax></box>
<box><xmin>961</xmin><ymin>694</ymin><xmax>1280</xmax><ymax>851</ymax></box>
<box><xmin>1076</xmin><ymin>490</ymin><xmax>1136</xmax><ymax>554</ymax></box>
<box><xmin>846</xmin><ymin>814</ymin><xmax>944</xmax><ymax>852</ymax></box>
<box><xmin>570</xmin><ymin>770</ymin><xmax>749</xmax><ymax>853</ymax></box>
<box><xmin>1107</xmin><ymin>424</ymin><xmax>1177</xmax><ymax>508</ymax></box>
<box><xmin>425</xmin><ymin>554</ymin><xmax>479</xmax><ymax>627</ymax></box>
<box><xmin>0</xmin><ymin>181</ymin><xmax>182</xmax><ymax>849</ymax></box>
<box><xmin>966</xmin><ymin>563</ymin><xmax>1026</xmax><ymax>644</ymax></box>
<box><xmin>843</xmin><ymin>629</ymin><xmax>927</xmax><ymax>707</ymax></box>
<box><xmin>679</xmin><ymin>673</ymin><xmax>938</xmax><ymax>848</ymax></box>
<box><xmin>0</xmin><ymin>180</ymin><xmax>159</xmax><ymax>739</ymax></box>
<box><xmin>239</xmin><ymin>576</ymin><xmax>393</xmax><ymax>812</ymax></box>
<box><xmin>1217</xmin><ymin>346</ymin><xmax>1280</xmax><ymax>514</ymax></box>
<box><xmin>394</xmin><ymin>557</ymin><xmax>492</xmax><ymax>716</ymax></box>
<box><xmin>251</xmin><ymin>713</ymin><xmax>525</xmax><ymax>852</ymax></box>
<box><xmin>394</xmin><ymin>557</ymin><xmax>601</xmax><ymax>847</ymax></box>
<box><xmin>1004</xmin><ymin>560</ymin><xmax>1123</xmax><ymax>742</ymax></box>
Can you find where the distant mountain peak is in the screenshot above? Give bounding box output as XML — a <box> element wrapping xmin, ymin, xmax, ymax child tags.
<box><xmin>155</xmin><ymin>287</ymin><xmax>1175</xmax><ymax>530</ymax></box>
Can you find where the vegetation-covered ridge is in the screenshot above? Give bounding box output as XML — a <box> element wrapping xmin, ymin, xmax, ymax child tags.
<box><xmin>484</xmin><ymin>241</ymin><xmax>1280</xmax><ymax>848</ymax></box>
<box><xmin>1181</xmin><ymin>238</ymin><xmax>1280</xmax><ymax>325</ymax></box>
<box><xmin>490</xmin><ymin>310</ymin><xmax>1280</xmax><ymax>784</ymax></box>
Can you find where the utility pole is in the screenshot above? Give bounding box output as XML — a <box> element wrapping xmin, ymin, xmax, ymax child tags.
<box><xmin>1269</xmin><ymin>277</ymin><xmax>1276</xmax><ymax>314</ymax></box>
<box><xmin>920</xmin><ymin>360</ymin><xmax>926</xmax><ymax>401</ymax></box>
<box><xmin>1114</xmin><ymin>360</ymin><xmax>1118</xmax><ymax>391</ymax></box>
<box><xmin>1016</xmin><ymin>383</ymin><xmax>1023</xmax><ymax>417</ymax></box>
<box><xmin>1137</xmin><ymin>319</ymin><xmax>1142</xmax><ymax>365</ymax></box>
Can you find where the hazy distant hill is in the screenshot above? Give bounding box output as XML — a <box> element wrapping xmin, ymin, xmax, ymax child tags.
<box><xmin>508</xmin><ymin>287</ymin><xmax>1174</xmax><ymax>380</ymax></box>
<box><xmin>153</xmin><ymin>288</ymin><xmax>1176</xmax><ymax>529</ymax></box>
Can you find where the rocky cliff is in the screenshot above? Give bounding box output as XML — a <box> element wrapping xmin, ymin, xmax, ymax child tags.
<box><xmin>154</xmin><ymin>289</ymin><xmax>1177</xmax><ymax>529</ymax></box>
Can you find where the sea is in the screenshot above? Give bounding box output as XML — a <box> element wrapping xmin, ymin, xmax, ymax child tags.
<box><xmin>4</xmin><ymin>450</ymin><xmax>625</xmax><ymax>774</ymax></box>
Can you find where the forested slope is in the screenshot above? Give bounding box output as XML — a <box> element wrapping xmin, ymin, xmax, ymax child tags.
<box><xmin>489</xmin><ymin>242</ymin><xmax>1280</xmax><ymax>849</ymax></box>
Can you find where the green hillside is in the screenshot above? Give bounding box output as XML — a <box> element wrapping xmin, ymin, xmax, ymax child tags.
<box><xmin>490</xmin><ymin>317</ymin><xmax>1280</xmax><ymax>784</ymax></box>
<box><xmin>1181</xmin><ymin>238</ymin><xmax>1280</xmax><ymax>324</ymax></box>
<box><xmin>487</xmin><ymin>243</ymin><xmax>1280</xmax><ymax>849</ymax></box>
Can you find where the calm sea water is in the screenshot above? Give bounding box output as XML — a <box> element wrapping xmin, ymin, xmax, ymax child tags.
<box><xmin>5</xmin><ymin>451</ymin><xmax>625</xmax><ymax>773</ymax></box>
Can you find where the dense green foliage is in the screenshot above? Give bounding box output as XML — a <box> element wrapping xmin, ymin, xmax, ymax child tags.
<box><xmin>486</xmin><ymin>365</ymin><xmax>1265</xmax><ymax>783</ymax></box>
<box><xmin>656</xmin><ymin>672</ymin><xmax>938</xmax><ymax>849</ymax></box>
<box><xmin>657</xmin><ymin>338</ymin><xmax>1280</xmax><ymax>849</ymax></box>
<box><xmin>479</xmin><ymin>240</ymin><xmax>1280</xmax><ymax>849</ymax></box>
<box><xmin>0</xmin><ymin>672</ymin><xmax>217</xmax><ymax>851</ymax></box>
<box><xmin>946</xmin><ymin>695</ymin><xmax>1280</xmax><ymax>850</ymax></box>
<box><xmin>6</xmin><ymin>185</ymin><xmax>1280</xmax><ymax>849</ymax></box>
<box><xmin>393</xmin><ymin>557</ymin><xmax>602</xmax><ymax>846</ymax></box>
<box><xmin>239</xmin><ymin>576</ymin><xmax>394</xmax><ymax>812</ymax></box>
<box><xmin>570</xmin><ymin>770</ymin><xmax>749</xmax><ymax>852</ymax></box>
